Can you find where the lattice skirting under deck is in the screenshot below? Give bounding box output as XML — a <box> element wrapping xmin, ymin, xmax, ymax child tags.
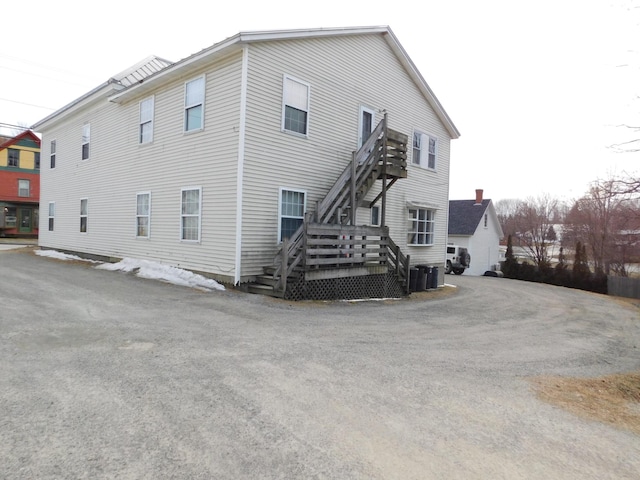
<box><xmin>284</xmin><ymin>272</ymin><xmax>407</xmax><ymax>301</ymax></box>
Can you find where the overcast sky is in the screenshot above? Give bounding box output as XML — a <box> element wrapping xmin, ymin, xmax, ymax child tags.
<box><xmin>1</xmin><ymin>0</ymin><xmax>638</xmax><ymax>202</ymax></box>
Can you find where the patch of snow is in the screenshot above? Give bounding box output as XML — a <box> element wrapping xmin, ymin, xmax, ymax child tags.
<box><xmin>35</xmin><ymin>249</ymin><xmax>101</xmax><ymax>263</ymax></box>
<box><xmin>95</xmin><ymin>257</ymin><xmax>225</xmax><ymax>292</ymax></box>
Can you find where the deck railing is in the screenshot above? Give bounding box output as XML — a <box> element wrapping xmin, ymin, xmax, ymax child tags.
<box><xmin>274</xmin><ymin>222</ymin><xmax>410</xmax><ymax>294</ymax></box>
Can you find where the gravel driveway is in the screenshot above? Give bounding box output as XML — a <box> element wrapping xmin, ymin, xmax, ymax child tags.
<box><xmin>1</xmin><ymin>248</ymin><xmax>639</xmax><ymax>479</ymax></box>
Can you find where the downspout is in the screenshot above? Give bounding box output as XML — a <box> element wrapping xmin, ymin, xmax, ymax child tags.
<box><xmin>234</xmin><ymin>46</ymin><xmax>249</xmax><ymax>285</ymax></box>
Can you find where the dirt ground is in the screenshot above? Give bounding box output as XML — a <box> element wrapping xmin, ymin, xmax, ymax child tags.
<box><xmin>2</xmin><ymin>249</ymin><xmax>640</xmax><ymax>479</ymax></box>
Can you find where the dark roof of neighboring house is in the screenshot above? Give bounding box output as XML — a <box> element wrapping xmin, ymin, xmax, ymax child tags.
<box><xmin>0</xmin><ymin>130</ymin><xmax>40</xmax><ymax>151</ymax></box>
<box><xmin>448</xmin><ymin>199</ymin><xmax>490</xmax><ymax>235</ymax></box>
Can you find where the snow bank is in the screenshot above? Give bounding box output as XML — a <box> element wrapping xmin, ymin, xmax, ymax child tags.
<box><xmin>95</xmin><ymin>258</ymin><xmax>225</xmax><ymax>291</ymax></box>
<box><xmin>35</xmin><ymin>249</ymin><xmax>101</xmax><ymax>263</ymax></box>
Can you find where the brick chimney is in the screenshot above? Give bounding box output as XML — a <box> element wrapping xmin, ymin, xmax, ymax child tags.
<box><xmin>475</xmin><ymin>189</ymin><xmax>483</xmax><ymax>205</ymax></box>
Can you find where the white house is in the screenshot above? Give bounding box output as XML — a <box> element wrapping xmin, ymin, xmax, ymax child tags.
<box><xmin>448</xmin><ymin>190</ymin><xmax>504</xmax><ymax>276</ymax></box>
<box><xmin>32</xmin><ymin>26</ymin><xmax>459</xmax><ymax>300</ymax></box>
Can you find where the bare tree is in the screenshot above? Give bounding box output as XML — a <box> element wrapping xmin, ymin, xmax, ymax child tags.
<box><xmin>513</xmin><ymin>194</ymin><xmax>559</xmax><ymax>267</ymax></box>
<box><xmin>564</xmin><ymin>178</ymin><xmax>638</xmax><ymax>275</ymax></box>
<box><xmin>609</xmin><ymin>123</ymin><xmax>640</xmax><ymax>153</ymax></box>
<box><xmin>494</xmin><ymin>198</ymin><xmax>522</xmax><ymax>237</ymax></box>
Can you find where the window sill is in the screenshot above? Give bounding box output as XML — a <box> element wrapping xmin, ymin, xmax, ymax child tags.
<box><xmin>281</xmin><ymin>129</ymin><xmax>308</xmax><ymax>139</ymax></box>
<box><xmin>410</xmin><ymin>163</ymin><xmax>437</xmax><ymax>172</ymax></box>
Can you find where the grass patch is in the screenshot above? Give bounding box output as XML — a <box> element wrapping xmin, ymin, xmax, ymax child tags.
<box><xmin>531</xmin><ymin>372</ymin><xmax>640</xmax><ymax>435</ymax></box>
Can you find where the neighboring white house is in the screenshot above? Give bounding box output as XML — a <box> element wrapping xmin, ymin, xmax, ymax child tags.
<box><xmin>448</xmin><ymin>190</ymin><xmax>504</xmax><ymax>276</ymax></box>
<box><xmin>32</xmin><ymin>26</ymin><xmax>460</xmax><ymax>299</ymax></box>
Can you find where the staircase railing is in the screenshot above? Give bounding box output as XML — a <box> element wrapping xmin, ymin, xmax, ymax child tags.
<box><xmin>272</xmin><ymin>116</ymin><xmax>408</xmax><ymax>294</ymax></box>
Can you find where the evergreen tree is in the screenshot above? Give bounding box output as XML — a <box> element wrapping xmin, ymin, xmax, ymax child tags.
<box><xmin>554</xmin><ymin>246</ymin><xmax>569</xmax><ymax>286</ymax></box>
<box><xmin>502</xmin><ymin>234</ymin><xmax>519</xmax><ymax>277</ymax></box>
<box><xmin>572</xmin><ymin>241</ymin><xmax>591</xmax><ymax>289</ymax></box>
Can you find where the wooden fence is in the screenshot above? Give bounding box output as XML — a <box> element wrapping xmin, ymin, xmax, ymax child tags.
<box><xmin>608</xmin><ymin>276</ymin><xmax>640</xmax><ymax>299</ymax></box>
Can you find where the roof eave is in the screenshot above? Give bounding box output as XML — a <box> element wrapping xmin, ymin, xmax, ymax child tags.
<box><xmin>32</xmin><ymin>81</ymin><xmax>122</xmax><ymax>131</ymax></box>
<box><xmin>109</xmin><ymin>26</ymin><xmax>391</xmax><ymax>104</ymax></box>
<box><xmin>382</xmin><ymin>28</ymin><xmax>460</xmax><ymax>139</ymax></box>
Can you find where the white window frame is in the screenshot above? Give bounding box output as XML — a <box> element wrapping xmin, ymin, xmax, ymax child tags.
<box><xmin>412</xmin><ymin>130</ymin><xmax>437</xmax><ymax>170</ymax></box>
<box><xmin>408</xmin><ymin>208</ymin><xmax>435</xmax><ymax>246</ymax></box>
<box><xmin>18</xmin><ymin>179</ymin><xmax>30</xmax><ymax>197</ymax></box>
<box><xmin>80</xmin><ymin>198</ymin><xmax>88</xmax><ymax>233</ymax></box>
<box><xmin>50</xmin><ymin>140</ymin><xmax>56</xmax><ymax>169</ymax></box>
<box><xmin>82</xmin><ymin>124</ymin><xmax>90</xmax><ymax>160</ymax></box>
<box><xmin>139</xmin><ymin>96</ymin><xmax>154</xmax><ymax>144</ymax></box>
<box><xmin>48</xmin><ymin>202</ymin><xmax>55</xmax><ymax>231</ymax></box>
<box><xmin>278</xmin><ymin>187</ymin><xmax>306</xmax><ymax>243</ymax></box>
<box><xmin>281</xmin><ymin>75</ymin><xmax>310</xmax><ymax>136</ymax></box>
<box><xmin>370</xmin><ymin>205</ymin><xmax>380</xmax><ymax>226</ymax></box>
<box><xmin>358</xmin><ymin>105</ymin><xmax>376</xmax><ymax>148</ymax></box>
<box><xmin>136</xmin><ymin>192</ymin><xmax>151</xmax><ymax>238</ymax></box>
<box><xmin>184</xmin><ymin>76</ymin><xmax>205</xmax><ymax>133</ymax></box>
<box><xmin>180</xmin><ymin>187</ymin><xmax>202</xmax><ymax>242</ymax></box>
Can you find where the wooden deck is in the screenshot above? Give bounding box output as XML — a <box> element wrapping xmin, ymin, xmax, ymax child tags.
<box><xmin>252</xmin><ymin>115</ymin><xmax>411</xmax><ymax>300</ymax></box>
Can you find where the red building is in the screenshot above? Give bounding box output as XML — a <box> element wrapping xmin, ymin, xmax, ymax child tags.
<box><xmin>0</xmin><ymin>130</ymin><xmax>40</xmax><ymax>237</ymax></box>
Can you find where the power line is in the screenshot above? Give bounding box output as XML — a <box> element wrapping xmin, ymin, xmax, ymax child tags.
<box><xmin>0</xmin><ymin>52</ymin><xmax>97</xmax><ymax>81</ymax></box>
<box><xmin>0</xmin><ymin>122</ymin><xmax>30</xmax><ymax>131</ymax></box>
<box><xmin>0</xmin><ymin>97</ymin><xmax>56</xmax><ymax>111</ymax></box>
<box><xmin>0</xmin><ymin>64</ymin><xmax>93</xmax><ymax>89</ymax></box>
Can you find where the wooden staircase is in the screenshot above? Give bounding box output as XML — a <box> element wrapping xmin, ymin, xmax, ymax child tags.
<box><xmin>248</xmin><ymin>115</ymin><xmax>410</xmax><ymax>299</ymax></box>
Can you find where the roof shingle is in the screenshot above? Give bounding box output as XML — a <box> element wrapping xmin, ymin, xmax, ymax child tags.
<box><xmin>448</xmin><ymin>199</ymin><xmax>490</xmax><ymax>235</ymax></box>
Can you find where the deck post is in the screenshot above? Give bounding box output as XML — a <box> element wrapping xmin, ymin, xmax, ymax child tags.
<box><xmin>405</xmin><ymin>254</ymin><xmax>411</xmax><ymax>294</ymax></box>
<box><xmin>281</xmin><ymin>236</ymin><xmax>288</xmax><ymax>293</ymax></box>
<box><xmin>350</xmin><ymin>151</ymin><xmax>356</xmax><ymax>226</ymax></box>
<box><xmin>381</xmin><ymin>113</ymin><xmax>388</xmax><ymax>227</ymax></box>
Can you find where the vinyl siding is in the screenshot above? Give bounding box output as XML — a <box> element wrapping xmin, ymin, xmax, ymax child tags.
<box><xmin>39</xmin><ymin>52</ymin><xmax>244</xmax><ymax>283</ymax></box>
<box><xmin>240</xmin><ymin>34</ymin><xmax>452</xmax><ymax>275</ymax></box>
<box><xmin>38</xmin><ymin>32</ymin><xmax>455</xmax><ymax>284</ymax></box>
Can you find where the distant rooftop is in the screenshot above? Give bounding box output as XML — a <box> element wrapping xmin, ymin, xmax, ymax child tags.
<box><xmin>448</xmin><ymin>199</ymin><xmax>490</xmax><ymax>236</ymax></box>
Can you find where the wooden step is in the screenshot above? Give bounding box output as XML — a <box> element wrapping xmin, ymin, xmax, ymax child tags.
<box><xmin>253</xmin><ymin>274</ymin><xmax>278</xmax><ymax>287</ymax></box>
<box><xmin>247</xmin><ymin>283</ymin><xmax>284</xmax><ymax>298</ymax></box>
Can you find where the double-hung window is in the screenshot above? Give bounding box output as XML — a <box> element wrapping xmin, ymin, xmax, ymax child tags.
<box><xmin>48</xmin><ymin>202</ymin><xmax>55</xmax><ymax>231</ymax></box>
<box><xmin>18</xmin><ymin>179</ymin><xmax>30</xmax><ymax>197</ymax></box>
<box><xmin>412</xmin><ymin>131</ymin><xmax>437</xmax><ymax>169</ymax></box>
<box><xmin>82</xmin><ymin>124</ymin><xmax>90</xmax><ymax>160</ymax></box>
<box><xmin>50</xmin><ymin>140</ymin><xmax>56</xmax><ymax>168</ymax></box>
<box><xmin>136</xmin><ymin>192</ymin><xmax>151</xmax><ymax>238</ymax></box>
<box><xmin>8</xmin><ymin>148</ymin><xmax>19</xmax><ymax>167</ymax></box>
<box><xmin>139</xmin><ymin>97</ymin><xmax>154</xmax><ymax>143</ymax></box>
<box><xmin>282</xmin><ymin>75</ymin><xmax>310</xmax><ymax>136</ymax></box>
<box><xmin>34</xmin><ymin>152</ymin><xmax>40</xmax><ymax>169</ymax></box>
<box><xmin>408</xmin><ymin>208</ymin><xmax>435</xmax><ymax>246</ymax></box>
<box><xmin>181</xmin><ymin>187</ymin><xmax>201</xmax><ymax>241</ymax></box>
<box><xmin>80</xmin><ymin>198</ymin><xmax>88</xmax><ymax>233</ymax></box>
<box><xmin>279</xmin><ymin>188</ymin><xmax>305</xmax><ymax>242</ymax></box>
<box><xmin>184</xmin><ymin>77</ymin><xmax>205</xmax><ymax>132</ymax></box>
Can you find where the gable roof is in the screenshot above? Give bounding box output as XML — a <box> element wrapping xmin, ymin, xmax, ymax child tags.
<box><xmin>34</xmin><ymin>26</ymin><xmax>459</xmax><ymax>138</ymax></box>
<box><xmin>448</xmin><ymin>199</ymin><xmax>491</xmax><ymax>235</ymax></box>
<box><xmin>0</xmin><ymin>129</ymin><xmax>41</xmax><ymax>151</ymax></box>
<box><xmin>32</xmin><ymin>56</ymin><xmax>173</xmax><ymax>130</ymax></box>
